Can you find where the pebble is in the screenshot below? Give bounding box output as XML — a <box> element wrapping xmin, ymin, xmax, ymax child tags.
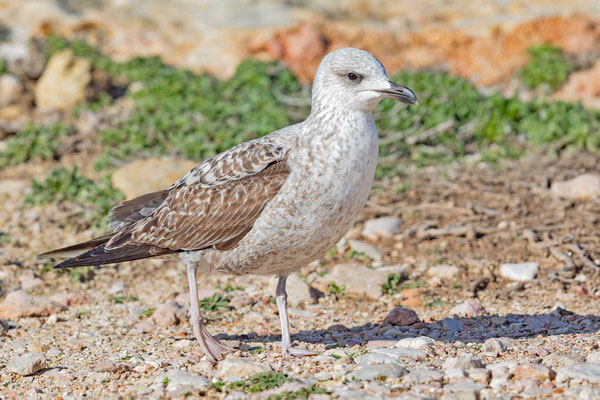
<box><xmin>482</xmin><ymin>337</ymin><xmax>513</xmax><ymax>354</ymax></box>
<box><xmin>216</xmin><ymin>357</ymin><xmax>271</xmax><ymax>379</ymax></box>
<box><xmin>361</xmin><ymin>216</ymin><xmax>402</xmax><ymax>240</ymax></box>
<box><xmin>499</xmin><ymin>262</ymin><xmax>539</xmax><ymax>281</ymax></box>
<box><xmin>427</xmin><ymin>265</ymin><xmax>459</xmax><ymax>280</ymax></box>
<box><xmin>0</xmin><ymin>291</ymin><xmax>65</xmax><ymax>319</ymax></box>
<box><xmin>445</xmin><ymin>368</ymin><xmax>468</xmax><ymax>380</ymax></box>
<box><xmin>513</xmin><ymin>363</ymin><xmax>556</xmax><ymax>381</ymax></box>
<box><xmin>449</xmin><ymin>299</ymin><xmax>487</xmax><ymax>317</ymax></box>
<box><xmin>162</xmin><ymin>369</ymin><xmax>209</xmax><ymax>394</ymax></box>
<box><xmin>383</xmin><ymin>307</ymin><xmax>419</xmax><ymax>326</ymax></box>
<box><xmin>370</xmin><ymin>347</ymin><xmax>426</xmax><ymax>361</ymax></box>
<box><xmin>348</xmin><ymin>363</ymin><xmax>408</xmax><ymax>381</ymax></box>
<box><xmin>151</xmin><ymin>301</ymin><xmax>185</xmax><ymax>327</ymax></box>
<box><xmin>441</xmin><ymin>318</ymin><xmax>464</xmax><ymax>331</ymax></box>
<box><xmin>551</xmin><ymin>173</ymin><xmax>600</xmax><ymax>201</ymax></box>
<box><xmin>587</xmin><ymin>351</ymin><xmax>600</xmax><ymax>364</ymax></box>
<box><xmin>229</xmin><ymin>295</ymin><xmax>254</xmax><ymax>309</ymax></box>
<box><xmin>49</xmin><ymin>292</ymin><xmax>89</xmax><ymax>307</ymax></box>
<box><xmin>0</xmin><ymin>74</ymin><xmax>22</xmax><ymax>107</ymax></box>
<box><xmin>93</xmin><ymin>361</ymin><xmax>121</xmax><ymax>373</ymax></box>
<box><xmin>268</xmin><ymin>274</ymin><xmax>312</xmax><ymax>306</ymax></box>
<box><xmin>18</xmin><ymin>271</ymin><xmax>43</xmax><ymax>290</ymax></box>
<box><xmin>444</xmin><ymin>382</ymin><xmax>485</xmax><ymax>395</ymax></box>
<box><xmin>347</xmin><ymin>239</ymin><xmax>382</xmax><ymax>261</ymax></box>
<box><xmin>543</xmin><ymin>351</ymin><xmax>585</xmax><ymax>367</ymax></box>
<box><xmin>557</xmin><ymin>363</ymin><xmax>600</xmax><ymax>383</ymax></box>
<box><xmin>468</xmin><ymin>368</ymin><xmax>491</xmax><ymax>384</ymax></box>
<box><xmin>443</xmin><ymin>357</ymin><xmax>485</xmax><ymax>370</ymax></box>
<box><xmin>6</xmin><ymin>352</ymin><xmax>47</xmax><ymax>376</ymax></box>
<box><xmin>34</xmin><ymin>50</ymin><xmax>91</xmax><ymax>111</ymax></box>
<box><xmin>313</xmin><ymin>263</ymin><xmax>390</xmax><ymax>299</ymax></box>
<box><xmin>403</xmin><ymin>368</ymin><xmax>443</xmax><ymax>384</ymax></box>
<box><xmin>396</xmin><ymin>336</ymin><xmax>435</xmax><ymax>349</ymax></box>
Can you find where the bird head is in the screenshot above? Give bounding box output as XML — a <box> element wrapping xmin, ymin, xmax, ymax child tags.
<box><xmin>311</xmin><ymin>47</ymin><xmax>417</xmax><ymax>113</ymax></box>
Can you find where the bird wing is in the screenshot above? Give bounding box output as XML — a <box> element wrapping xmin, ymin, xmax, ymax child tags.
<box><xmin>106</xmin><ymin>140</ymin><xmax>289</xmax><ymax>252</ymax></box>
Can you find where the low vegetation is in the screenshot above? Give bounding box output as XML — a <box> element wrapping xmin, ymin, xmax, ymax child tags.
<box><xmin>227</xmin><ymin>372</ymin><xmax>290</xmax><ymax>393</ymax></box>
<box><xmin>520</xmin><ymin>44</ymin><xmax>574</xmax><ymax>90</ymax></box>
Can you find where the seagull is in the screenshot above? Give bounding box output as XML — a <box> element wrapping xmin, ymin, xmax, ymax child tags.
<box><xmin>40</xmin><ymin>48</ymin><xmax>417</xmax><ymax>361</ymax></box>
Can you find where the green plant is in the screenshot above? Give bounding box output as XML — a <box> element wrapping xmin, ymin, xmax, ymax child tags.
<box><xmin>520</xmin><ymin>44</ymin><xmax>574</xmax><ymax>90</ymax></box>
<box><xmin>0</xmin><ymin>124</ymin><xmax>73</xmax><ymax>167</ymax></box>
<box><xmin>162</xmin><ymin>377</ymin><xmax>171</xmax><ymax>387</ymax></box>
<box><xmin>198</xmin><ymin>293</ymin><xmax>230</xmax><ymax>312</ymax></box>
<box><xmin>326</xmin><ymin>282</ymin><xmax>345</xmax><ymax>296</ymax></box>
<box><xmin>382</xmin><ymin>273</ymin><xmax>405</xmax><ymax>295</ymax></box>
<box><xmin>269</xmin><ymin>385</ymin><xmax>330</xmax><ymax>400</ymax></box>
<box><xmin>110</xmin><ymin>295</ymin><xmax>138</xmax><ymax>304</ymax></box>
<box><xmin>142</xmin><ymin>308</ymin><xmax>155</xmax><ymax>317</ymax></box>
<box><xmin>25</xmin><ymin>167</ymin><xmax>124</xmax><ymax>229</ymax></box>
<box><xmin>227</xmin><ymin>372</ymin><xmax>290</xmax><ymax>393</ymax></box>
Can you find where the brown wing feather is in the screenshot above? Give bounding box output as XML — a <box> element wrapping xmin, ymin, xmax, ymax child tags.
<box><xmin>107</xmin><ymin>160</ymin><xmax>289</xmax><ymax>251</ymax></box>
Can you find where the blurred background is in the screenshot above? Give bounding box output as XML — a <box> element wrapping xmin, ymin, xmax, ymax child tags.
<box><xmin>1</xmin><ymin>1</ymin><xmax>600</xmax><ymax>398</ymax></box>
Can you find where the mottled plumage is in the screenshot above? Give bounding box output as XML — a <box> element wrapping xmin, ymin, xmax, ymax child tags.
<box><xmin>41</xmin><ymin>48</ymin><xmax>417</xmax><ymax>361</ymax></box>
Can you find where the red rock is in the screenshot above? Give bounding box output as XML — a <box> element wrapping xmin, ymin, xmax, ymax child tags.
<box><xmin>0</xmin><ymin>291</ymin><xmax>65</xmax><ymax>319</ymax></box>
<box><xmin>151</xmin><ymin>301</ymin><xmax>185</xmax><ymax>327</ymax></box>
<box><xmin>383</xmin><ymin>307</ymin><xmax>419</xmax><ymax>326</ymax></box>
<box><xmin>553</xmin><ymin>59</ymin><xmax>600</xmax><ymax>108</ymax></box>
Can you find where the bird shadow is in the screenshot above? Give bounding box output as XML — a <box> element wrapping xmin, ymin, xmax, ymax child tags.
<box><xmin>218</xmin><ymin>310</ymin><xmax>600</xmax><ymax>349</ymax></box>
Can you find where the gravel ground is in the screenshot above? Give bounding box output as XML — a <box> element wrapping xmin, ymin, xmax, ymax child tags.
<box><xmin>1</xmin><ymin>153</ymin><xmax>600</xmax><ymax>399</ymax></box>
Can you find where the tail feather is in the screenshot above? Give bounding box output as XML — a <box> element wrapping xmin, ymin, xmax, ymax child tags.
<box><xmin>39</xmin><ymin>234</ymin><xmax>114</xmax><ymax>259</ymax></box>
<box><xmin>53</xmin><ymin>243</ymin><xmax>178</xmax><ymax>269</ymax></box>
<box><xmin>40</xmin><ymin>234</ymin><xmax>178</xmax><ymax>269</ymax></box>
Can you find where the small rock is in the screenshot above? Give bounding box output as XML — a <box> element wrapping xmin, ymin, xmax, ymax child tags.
<box><xmin>543</xmin><ymin>351</ymin><xmax>585</xmax><ymax>367</ymax></box>
<box><xmin>0</xmin><ymin>74</ymin><xmax>22</xmax><ymax>107</ymax></box>
<box><xmin>348</xmin><ymin>363</ymin><xmax>408</xmax><ymax>381</ymax></box>
<box><xmin>403</xmin><ymin>368</ymin><xmax>443</xmax><ymax>384</ymax></box>
<box><xmin>442</xmin><ymin>318</ymin><xmax>464</xmax><ymax>331</ymax></box>
<box><xmin>551</xmin><ymin>174</ymin><xmax>600</xmax><ymax>201</ymax></box>
<box><xmin>449</xmin><ymin>300</ymin><xmax>487</xmax><ymax>317</ymax></box>
<box><xmin>499</xmin><ymin>262</ymin><xmax>539</xmax><ymax>282</ymax></box>
<box><xmin>35</xmin><ymin>49</ymin><xmax>91</xmax><ymax>111</ymax></box>
<box><xmin>151</xmin><ymin>301</ymin><xmax>185</xmax><ymax>327</ymax></box>
<box><xmin>443</xmin><ymin>357</ymin><xmax>485</xmax><ymax>370</ymax></box>
<box><xmin>112</xmin><ymin>158</ymin><xmax>198</xmax><ymax>199</ymax></box>
<box><xmin>482</xmin><ymin>337</ymin><xmax>514</xmax><ymax>354</ymax></box>
<box><xmin>362</xmin><ymin>216</ymin><xmax>402</xmax><ymax>240</ymax></box>
<box><xmin>557</xmin><ymin>363</ymin><xmax>600</xmax><ymax>383</ymax></box>
<box><xmin>383</xmin><ymin>307</ymin><xmax>419</xmax><ymax>326</ymax></box>
<box><xmin>396</xmin><ymin>336</ymin><xmax>435</xmax><ymax>349</ymax></box>
<box><xmin>468</xmin><ymin>368</ymin><xmax>491</xmax><ymax>384</ymax></box>
<box><xmin>445</xmin><ymin>368</ymin><xmax>468</xmax><ymax>380</ymax></box>
<box><xmin>173</xmin><ymin>339</ymin><xmax>192</xmax><ymax>349</ymax></box>
<box><xmin>18</xmin><ymin>271</ymin><xmax>44</xmax><ymax>290</ymax></box>
<box><xmin>216</xmin><ymin>357</ymin><xmax>271</xmax><ymax>379</ymax></box>
<box><xmin>444</xmin><ymin>382</ymin><xmax>485</xmax><ymax>396</ymax></box>
<box><xmin>370</xmin><ymin>347</ymin><xmax>426</xmax><ymax>361</ymax></box>
<box><xmin>268</xmin><ymin>274</ymin><xmax>312</xmax><ymax>306</ymax></box>
<box><xmin>0</xmin><ymin>319</ymin><xmax>10</xmax><ymax>334</ymax></box>
<box><xmin>313</xmin><ymin>263</ymin><xmax>390</xmax><ymax>299</ymax></box>
<box><xmin>0</xmin><ymin>291</ymin><xmax>65</xmax><ymax>319</ymax></box>
<box><xmin>93</xmin><ymin>361</ymin><xmax>120</xmax><ymax>373</ymax></box>
<box><xmin>6</xmin><ymin>352</ymin><xmax>46</xmax><ymax>376</ymax></box>
<box><xmin>355</xmin><ymin>353</ymin><xmax>398</xmax><ymax>365</ymax></box>
<box><xmin>347</xmin><ymin>239</ymin><xmax>382</xmax><ymax>261</ymax></box>
<box><xmin>513</xmin><ymin>363</ymin><xmax>556</xmax><ymax>381</ymax></box>
<box><xmin>587</xmin><ymin>352</ymin><xmax>600</xmax><ymax>364</ymax></box>
<box><xmin>49</xmin><ymin>292</ymin><xmax>90</xmax><ymax>307</ymax></box>
<box><xmin>109</xmin><ymin>281</ymin><xmax>125</xmax><ymax>294</ymax></box>
<box><xmin>162</xmin><ymin>369</ymin><xmax>209</xmax><ymax>394</ymax></box>
<box><xmin>427</xmin><ymin>265</ymin><xmax>459</xmax><ymax>280</ymax></box>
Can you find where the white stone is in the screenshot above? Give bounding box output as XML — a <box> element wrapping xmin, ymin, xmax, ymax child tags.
<box><xmin>427</xmin><ymin>265</ymin><xmax>459</xmax><ymax>280</ymax></box>
<box><xmin>347</xmin><ymin>239</ymin><xmax>382</xmax><ymax>261</ymax></box>
<box><xmin>6</xmin><ymin>352</ymin><xmax>46</xmax><ymax>376</ymax></box>
<box><xmin>499</xmin><ymin>262</ymin><xmax>539</xmax><ymax>281</ymax></box>
<box><xmin>0</xmin><ymin>74</ymin><xmax>22</xmax><ymax>107</ymax></box>
<box><xmin>348</xmin><ymin>363</ymin><xmax>408</xmax><ymax>381</ymax></box>
<box><xmin>396</xmin><ymin>336</ymin><xmax>435</xmax><ymax>349</ymax></box>
<box><xmin>551</xmin><ymin>174</ymin><xmax>600</xmax><ymax>201</ymax></box>
<box><xmin>216</xmin><ymin>357</ymin><xmax>271</xmax><ymax>379</ymax></box>
<box><xmin>162</xmin><ymin>369</ymin><xmax>209</xmax><ymax>394</ymax></box>
<box><xmin>557</xmin><ymin>363</ymin><xmax>600</xmax><ymax>383</ymax></box>
<box><xmin>362</xmin><ymin>216</ymin><xmax>402</xmax><ymax>239</ymax></box>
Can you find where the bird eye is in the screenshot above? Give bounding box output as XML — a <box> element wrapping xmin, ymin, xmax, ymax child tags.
<box><xmin>347</xmin><ymin>72</ymin><xmax>359</xmax><ymax>81</ymax></box>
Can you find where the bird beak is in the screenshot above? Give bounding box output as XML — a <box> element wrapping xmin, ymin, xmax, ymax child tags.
<box><xmin>376</xmin><ymin>81</ymin><xmax>418</xmax><ymax>105</ymax></box>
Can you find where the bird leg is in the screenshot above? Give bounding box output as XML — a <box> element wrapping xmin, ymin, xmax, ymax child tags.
<box><xmin>187</xmin><ymin>264</ymin><xmax>233</xmax><ymax>361</ymax></box>
<box><xmin>275</xmin><ymin>275</ymin><xmax>318</xmax><ymax>357</ymax></box>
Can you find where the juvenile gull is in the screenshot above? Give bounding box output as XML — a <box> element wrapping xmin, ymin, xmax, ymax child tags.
<box><xmin>41</xmin><ymin>48</ymin><xmax>417</xmax><ymax>361</ymax></box>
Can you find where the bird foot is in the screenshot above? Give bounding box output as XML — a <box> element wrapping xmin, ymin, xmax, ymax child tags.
<box><xmin>283</xmin><ymin>346</ymin><xmax>319</xmax><ymax>358</ymax></box>
<box><xmin>198</xmin><ymin>334</ymin><xmax>235</xmax><ymax>361</ymax></box>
